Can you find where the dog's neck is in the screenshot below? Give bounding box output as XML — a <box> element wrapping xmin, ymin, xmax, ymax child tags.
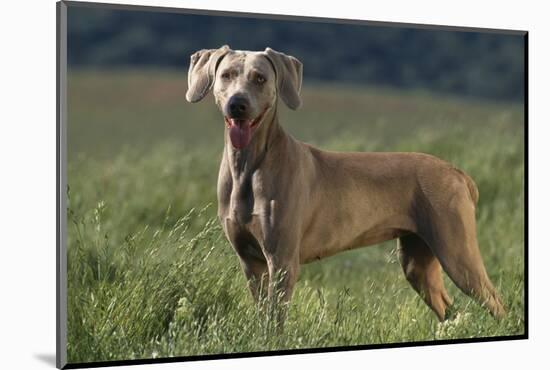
<box><xmin>224</xmin><ymin>105</ymin><xmax>285</xmax><ymax>182</ymax></box>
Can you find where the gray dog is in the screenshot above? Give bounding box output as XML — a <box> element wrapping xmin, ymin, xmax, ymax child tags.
<box><xmin>185</xmin><ymin>45</ymin><xmax>505</xmax><ymax>322</ymax></box>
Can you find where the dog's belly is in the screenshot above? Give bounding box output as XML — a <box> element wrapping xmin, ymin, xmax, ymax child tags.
<box><xmin>299</xmin><ymin>215</ymin><xmax>415</xmax><ymax>264</ymax></box>
<box><xmin>299</xmin><ymin>230</ymin><xmax>404</xmax><ymax>264</ymax></box>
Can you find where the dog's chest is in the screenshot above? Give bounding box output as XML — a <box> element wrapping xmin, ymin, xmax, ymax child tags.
<box><xmin>218</xmin><ymin>170</ymin><xmax>272</xmax><ymax>243</ymax></box>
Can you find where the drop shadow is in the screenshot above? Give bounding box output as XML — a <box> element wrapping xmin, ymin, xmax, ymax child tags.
<box><xmin>34</xmin><ymin>353</ymin><xmax>57</xmax><ymax>367</ymax></box>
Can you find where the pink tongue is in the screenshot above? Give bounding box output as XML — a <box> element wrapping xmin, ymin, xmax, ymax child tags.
<box><xmin>229</xmin><ymin>120</ymin><xmax>252</xmax><ymax>149</ymax></box>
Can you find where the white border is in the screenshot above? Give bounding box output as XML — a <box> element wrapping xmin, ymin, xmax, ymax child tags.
<box><xmin>2</xmin><ymin>0</ymin><xmax>547</xmax><ymax>369</ymax></box>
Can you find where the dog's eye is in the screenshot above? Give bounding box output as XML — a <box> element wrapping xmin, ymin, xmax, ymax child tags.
<box><xmin>221</xmin><ymin>72</ymin><xmax>231</xmax><ymax>80</ymax></box>
<box><xmin>256</xmin><ymin>75</ymin><xmax>266</xmax><ymax>84</ymax></box>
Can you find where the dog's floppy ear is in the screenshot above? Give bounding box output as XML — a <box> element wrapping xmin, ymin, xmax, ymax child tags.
<box><xmin>264</xmin><ymin>47</ymin><xmax>303</xmax><ymax>110</ymax></box>
<box><xmin>186</xmin><ymin>45</ymin><xmax>231</xmax><ymax>103</ymax></box>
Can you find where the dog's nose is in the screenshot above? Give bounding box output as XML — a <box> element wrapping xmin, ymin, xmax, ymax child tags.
<box><xmin>227</xmin><ymin>95</ymin><xmax>249</xmax><ymax>118</ymax></box>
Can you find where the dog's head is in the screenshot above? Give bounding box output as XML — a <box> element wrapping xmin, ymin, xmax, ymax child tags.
<box><xmin>186</xmin><ymin>46</ymin><xmax>302</xmax><ymax>149</ymax></box>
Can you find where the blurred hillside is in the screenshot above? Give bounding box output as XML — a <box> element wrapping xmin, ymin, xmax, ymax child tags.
<box><xmin>67</xmin><ymin>4</ymin><xmax>525</xmax><ymax>101</ymax></box>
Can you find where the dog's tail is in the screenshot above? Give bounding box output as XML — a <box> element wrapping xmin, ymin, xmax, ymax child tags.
<box><xmin>454</xmin><ymin>168</ymin><xmax>479</xmax><ymax>205</ymax></box>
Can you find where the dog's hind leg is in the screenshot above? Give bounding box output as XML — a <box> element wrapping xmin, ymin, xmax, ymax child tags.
<box><xmin>422</xmin><ymin>190</ymin><xmax>506</xmax><ymax>319</ymax></box>
<box><xmin>431</xmin><ymin>238</ymin><xmax>505</xmax><ymax>319</ymax></box>
<box><xmin>398</xmin><ymin>233</ymin><xmax>453</xmax><ymax>321</ymax></box>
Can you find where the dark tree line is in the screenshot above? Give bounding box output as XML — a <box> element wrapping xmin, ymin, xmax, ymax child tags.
<box><xmin>67</xmin><ymin>5</ymin><xmax>525</xmax><ymax>101</ymax></box>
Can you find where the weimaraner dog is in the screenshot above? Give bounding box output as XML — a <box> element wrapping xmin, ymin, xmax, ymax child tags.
<box><xmin>185</xmin><ymin>45</ymin><xmax>505</xmax><ymax>323</ymax></box>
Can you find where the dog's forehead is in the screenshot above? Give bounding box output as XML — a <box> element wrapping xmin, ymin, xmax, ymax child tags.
<box><xmin>220</xmin><ymin>51</ymin><xmax>273</xmax><ymax>74</ymax></box>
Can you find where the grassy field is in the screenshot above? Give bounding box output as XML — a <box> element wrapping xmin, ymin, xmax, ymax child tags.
<box><xmin>66</xmin><ymin>69</ymin><xmax>525</xmax><ymax>364</ymax></box>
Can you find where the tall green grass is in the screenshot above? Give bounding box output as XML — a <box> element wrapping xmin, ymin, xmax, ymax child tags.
<box><xmin>66</xmin><ymin>70</ymin><xmax>524</xmax><ymax>364</ymax></box>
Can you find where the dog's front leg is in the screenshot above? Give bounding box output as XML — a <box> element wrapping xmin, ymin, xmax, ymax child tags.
<box><xmin>263</xmin><ymin>247</ymin><xmax>300</xmax><ymax>329</ymax></box>
<box><xmin>239</xmin><ymin>256</ymin><xmax>269</xmax><ymax>304</ymax></box>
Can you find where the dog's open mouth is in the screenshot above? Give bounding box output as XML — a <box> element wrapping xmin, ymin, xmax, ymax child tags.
<box><xmin>224</xmin><ymin>110</ymin><xmax>266</xmax><ymax>150</ymax></box>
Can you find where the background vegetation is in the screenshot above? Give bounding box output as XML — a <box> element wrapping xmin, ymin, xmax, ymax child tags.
<box><xmin>67</xmin><ymin>5</ymin><xmax>525</xmax><ymax>100</ymax></box>
<box><xmin>66</xmin><ymin>4</ymin><xmax>525</xmax><ymax>366</ymax></box>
